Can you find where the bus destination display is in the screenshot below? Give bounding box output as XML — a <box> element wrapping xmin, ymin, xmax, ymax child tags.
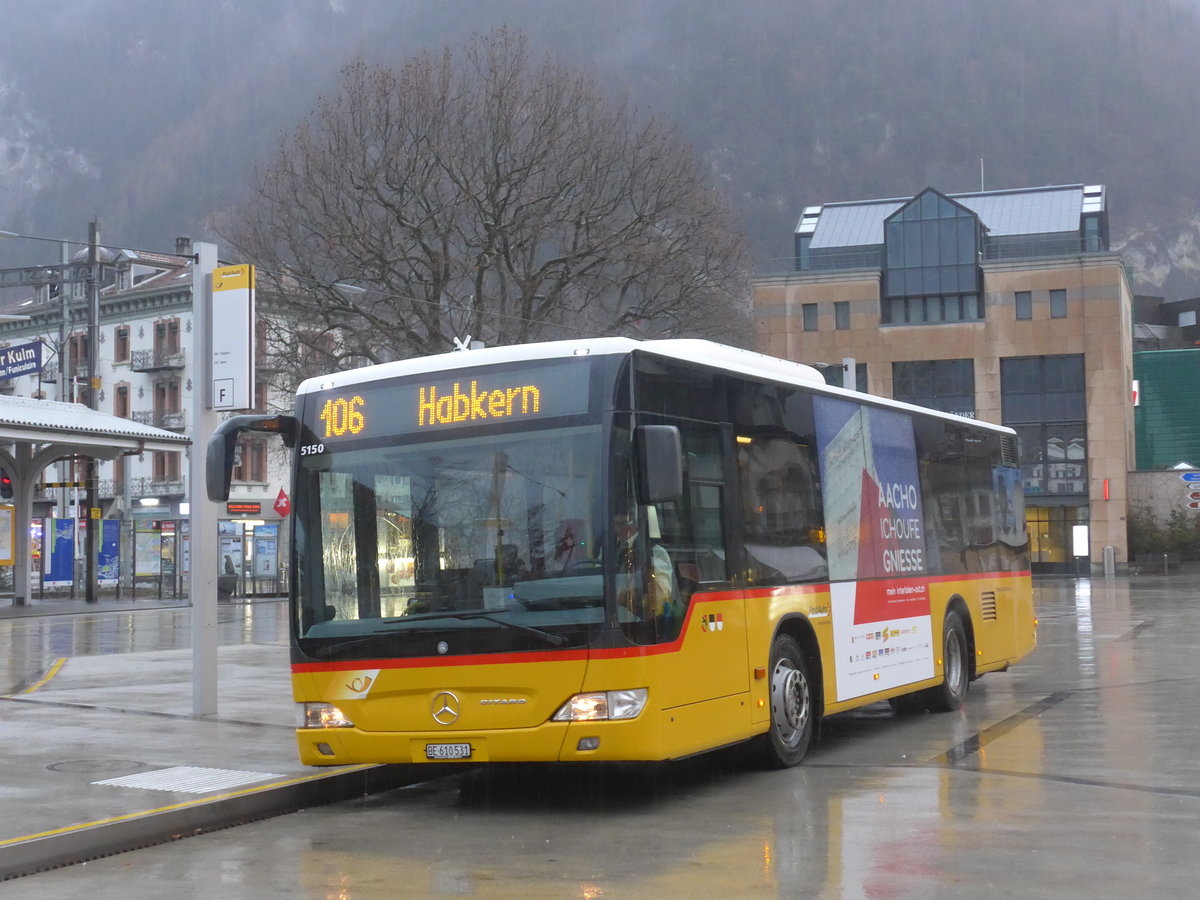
<box><xmin>305</xmin><ymin>360</ymin><xmax>592</xmax><ymax>442</ymax></box>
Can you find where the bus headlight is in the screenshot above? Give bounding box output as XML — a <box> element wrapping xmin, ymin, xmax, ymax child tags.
<box><xmin>297</xmin><ymin>702</ymin><xmax>355</xmax><ymax>729</ymax></box>
<box><xmin>551</xmin><ymin>688</ymin><xmax>648</xmax><ymax>722</ymax></box>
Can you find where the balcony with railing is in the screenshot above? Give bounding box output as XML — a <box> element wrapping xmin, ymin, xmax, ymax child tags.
<box><xmin>130</xmin><ymin>348</ymin><xmax>185</xmax><ymax>372</ymax></box>
<box><xmin>129</xmin><ymin>409</ymin><xmax>186</xmax><ymax>431</ymax></box>
<box><xmin>128</xmin><ymin>476</ymin><xmax>185</xmax><ymax>499</ymax></box>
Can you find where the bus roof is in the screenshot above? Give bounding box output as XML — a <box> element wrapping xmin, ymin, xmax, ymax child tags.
<box><xmin>295</xmin><ymin>337</ymin><xmax>1015</xmax><ymax>437</ymax></box>
<box><xmin>296</xmin><ymin>338</ymin><xmax>826</xmax><ymax>393</ymax></box>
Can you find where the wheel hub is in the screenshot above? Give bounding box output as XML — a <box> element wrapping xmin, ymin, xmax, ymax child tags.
<box><xmin>771</xmin><ymin>660</ymin><xmax>809</xmax><ymax>743</ymax></box>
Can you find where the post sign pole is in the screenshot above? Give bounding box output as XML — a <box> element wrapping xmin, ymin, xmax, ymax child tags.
<box><xmin>190</xmin><ymin>243</ymin><xmax>220</xmax><ymax>716</ymax></box>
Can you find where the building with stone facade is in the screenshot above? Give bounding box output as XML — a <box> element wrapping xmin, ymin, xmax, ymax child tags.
<box><xmin>0</xmin><ymin>241</ymin><xmax>289</xmax><ymax>597</ymax></box>
<box><xmin>753</xmin><ymin>184</ymin><xmax>1134</xmax><ymax>574</ymax></box>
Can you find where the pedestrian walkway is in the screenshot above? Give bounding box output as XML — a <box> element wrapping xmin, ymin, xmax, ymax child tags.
<box><xmin>0</xmin><ymin>605</ymin><xmax>411</xmax><ymax>882</ymax></box>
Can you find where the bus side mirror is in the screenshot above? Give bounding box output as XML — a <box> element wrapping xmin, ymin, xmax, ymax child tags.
<box><xmin>635</xmin><ymin>424</ymin><xmax>682</xmax><ymax>504</ymax></box>
<box><xmin>206</xmin><ymin>414</ymin><xmax>299</xmax><ymax>502</ymax></box>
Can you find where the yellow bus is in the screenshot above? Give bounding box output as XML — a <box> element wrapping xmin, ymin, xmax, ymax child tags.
<box><xmin>208</xmin><ymin>338</ymin><xmax>1035</xmax><ymax>768</ymax></box>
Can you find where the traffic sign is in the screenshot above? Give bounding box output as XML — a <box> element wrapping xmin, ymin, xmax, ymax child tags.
<box><xmin>1190</xmin><ymin>501</ymin><xmax>1200</xmax><ymax>509</ymax></box>
<box><xmin>1181</xmin><ymin>472</ymin><xmax>1200</xmax><ymax>482</ymax></box>
<box><xmin>1190</xmin><ymin>492</ymin><xmax>1200</xmax><ymax>501</ymax></box>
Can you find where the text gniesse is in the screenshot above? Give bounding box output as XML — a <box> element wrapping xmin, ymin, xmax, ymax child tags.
<box><xmin>418</xmin><ymin>381</ymin><xmax>541</xmax><ymax>426</ymax></box>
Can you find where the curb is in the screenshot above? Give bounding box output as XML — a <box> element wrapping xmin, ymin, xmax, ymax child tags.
<box><xmin>0</xmin><ymin>763</ymin><xmax>417</xmax><ymax>882</ymax></box>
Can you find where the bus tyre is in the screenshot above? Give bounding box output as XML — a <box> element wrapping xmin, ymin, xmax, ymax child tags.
<box><xmin>759</xmin><ymin>634</ymin><xmax>813</xmax><ymax>768</ymax></box>
<box><xmin>926</xmin><ymin>609</ymin><xmax>969</xmax><ymax>712</ymax></box>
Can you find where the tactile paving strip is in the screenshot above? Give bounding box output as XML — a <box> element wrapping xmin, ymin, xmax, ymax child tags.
<box><xmin>92</xmin><ymin>766</ymin><xmax>283</xmax><ymax>794</ymax></box>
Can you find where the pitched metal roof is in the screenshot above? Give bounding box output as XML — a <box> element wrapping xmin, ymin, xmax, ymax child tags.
<box><xmin>803</xmin><ymin>184</ymin><xmax>1100</xmax><ymax>249</ymax></box>
<box><xmin>0</xmin><ymin>394</ymin><xmax>189</xmax><ymax>458</ymax></box>
<box><xmin>807</xmin><ymin>200</ymin><xmax>905</xmax><ymax>249</ymax></box>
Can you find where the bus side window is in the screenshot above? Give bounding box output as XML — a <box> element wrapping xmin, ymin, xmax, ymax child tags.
<box><xmin>734</xmin><ymin>383</ymin><xmax>826</xmax><ymax>587</ymax></box>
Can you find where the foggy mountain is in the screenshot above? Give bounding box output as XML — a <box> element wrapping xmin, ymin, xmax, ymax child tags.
<box><xmin>3</xmin><ymin>0</ymin><xmax>1200</xmax><ymax>297</ymax></box>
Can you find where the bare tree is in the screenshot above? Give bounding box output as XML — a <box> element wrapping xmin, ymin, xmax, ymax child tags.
<box><xmin>228</xmin><ymin>28</ymin><xmax>751</xmax><ymax>390</ymax></box>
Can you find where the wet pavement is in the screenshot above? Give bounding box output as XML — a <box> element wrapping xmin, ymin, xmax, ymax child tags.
<box><xmin>0</xmin><ymin>596</ymin><xmax>419</xmax><ymax>882</ymax></box>
<box><xmin>2</xmin><ymin>575</ymin><xmax>1200</xmax><ymax>896</ymax></box>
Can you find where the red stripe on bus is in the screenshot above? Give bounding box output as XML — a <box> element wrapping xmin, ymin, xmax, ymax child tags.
<box><xmin>291</xmin><ymin>570</ymin><xmax>1028</xmax><ymax>674</ymax></box>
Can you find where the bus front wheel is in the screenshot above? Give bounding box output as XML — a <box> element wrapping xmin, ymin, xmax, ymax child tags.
<box><xmin>759</xmin><ymin>634</ymin><xmax>814</xmax><ymax>768</ymax></box>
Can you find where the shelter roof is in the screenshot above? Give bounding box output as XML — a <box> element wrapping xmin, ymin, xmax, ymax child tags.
<box><xmin>0</xmin><ymin>394</ymin><xmax>188</xmax><ymax>459</ymax></box>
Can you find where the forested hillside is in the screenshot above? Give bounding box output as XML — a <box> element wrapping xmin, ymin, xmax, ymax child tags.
<box><xmin>2</xmin><ymin>0</ymin><xmax>1199</xmax><ymax>293</ymax></box>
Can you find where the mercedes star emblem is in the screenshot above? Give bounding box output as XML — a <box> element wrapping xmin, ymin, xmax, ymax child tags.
<box><xmin>432</xmin><ymin>691</ymin><xmax>460</xmax><ymax>725</ymax></box>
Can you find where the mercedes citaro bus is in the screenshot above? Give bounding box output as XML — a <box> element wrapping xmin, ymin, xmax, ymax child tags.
<box><xmin>208</xmin><ymin>338</ymin><xmax>1035</xmax><ymax>768</ymax></box>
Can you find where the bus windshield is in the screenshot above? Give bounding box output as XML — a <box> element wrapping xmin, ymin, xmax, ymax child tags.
<box><xmin>293</xmin><ymin>423</ymin><xmax>610</xmax><ymax>656</ymax></box>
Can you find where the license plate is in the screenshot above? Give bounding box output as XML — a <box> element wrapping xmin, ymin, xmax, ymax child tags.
<box><xmin>426</xmin><ymin>742</ymin><xmax>472</xmax><ymax>760</ymax></box>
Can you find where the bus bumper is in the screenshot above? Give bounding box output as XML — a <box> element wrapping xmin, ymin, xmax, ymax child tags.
<box><xmin>296</xmin><ymin>717</ymin><xmax>672</xmax><ymax>766</ymax></box>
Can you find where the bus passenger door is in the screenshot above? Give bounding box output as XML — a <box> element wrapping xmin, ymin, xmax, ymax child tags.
<box><xmin>651</xmin><ymin>421</ymin><xmax>748</xmax><ymax>710</ymax></box>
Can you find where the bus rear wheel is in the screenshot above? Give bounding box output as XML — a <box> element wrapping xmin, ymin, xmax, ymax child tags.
<box><xmin>758</xmin><ymin>634</ymin><xmax>814</xmax><ymax>768</ymax></box>
<box><xmin>926</xmin><ymin>609</ymin><xmax>969</xmax><ymax>712</ymax></box>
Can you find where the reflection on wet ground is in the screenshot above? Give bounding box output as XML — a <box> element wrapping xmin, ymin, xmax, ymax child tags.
<box><xmin>10</xmin><ymin>575</ymin><xmax>1200</xmax><ymax>898</ymax></box>
<box><xmin>1</xmin><ymin>600</ymin><xmax>288</xmax><ymax>695</ymax></box>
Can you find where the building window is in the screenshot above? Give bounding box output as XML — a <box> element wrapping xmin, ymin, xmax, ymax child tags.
<box><xmin>834</xmin><ymin>301</ymin><xmax>850</xmax><ymax>330</ymax></box>
<box><xmin>1050</xmin><ymin>289</ymin><xmax>1067</xmax><ymax>319</ymax></box>
<box><xmin>1015</xmin><ymin>291</ymin><xmax>1032</xmax><ymax>320</ymax></box>
<box><xmin>154</xmin><ymin>378</ymin><xmax>181</xmax><ymax>428</ymax></box>
<box><xmin>796</xmin><ymin>235</ymin><xmax>812</xmax><ymax>270</ymax></box>
<box><xmin>233</xmin><ymin>440</ymin><xmax>268</xmax><ymax>483</ymax></box>
<box><xmin>68</xmin><ymin>332</ymin><xmax>89</xmax><ymax>382</ymax></box>
<box><xmin>153</xmin><ymin>451</ymin><xmax>181</xmax><ymax>484</ymax></box>
<box><xmin>154</xmin><ymin>318</ymin><xmax>181</xmax><ymax>357</ymax></box>
<box><xmin>114</xmin><ymin>326</ymin><xmax>130</xmax><ymax>363</ymax></box>
<box><xmin>802</xmin><ymin>303</ymin><xmax>819</xmax><ymax>332</ymax></box>
<box><xmin>1001</xmin><ymin>355</ymin><xmax>1085</xmax><ymax>423</ymax></box>
<box><xmin>885</xmin><ymin>293</ymin><xmax>982</xmax><ymax>325</ymax></box>
<box><xmin>882</xmin><ymin>188</ymin><xmax>983</xmax><ymax>326</ymax></box>
<box><xmin>1001</xmin><ymin>355</ymin><xmax>1087</xmax><ymax>497</ymax></box>
<box><xmin>892</xmin><ymin>359</ymin><xmax>975</xmax><ymax>417</ymax></box>
<box><xmin>114</xmin><ymin>383</ymin><xmax>130</xmax><ymax>418</ymax></box>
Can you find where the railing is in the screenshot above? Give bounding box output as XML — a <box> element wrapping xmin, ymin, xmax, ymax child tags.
<box><xmin>158</xmin><ymin>411</ymin><xmax>185</xmax><ymax>431</ymax></box>
<box><xmin>129</xmin><ymin>409</ymin><xmax>185</xmax><ymax>430</ymax></box>
<box><xmin>983</xmin><ymin>234</ymin><xmax>1105</xmax><ymax>261</ymax></box>
<box><xmin>759</xmin><ymin>232</ymin><xmax>1111</xmax><ymax>276</ymax></box>
<box><xmin>127</xmin><ymin>476</ymin><xmax>185</xmax><ymax>498</ymax></box>
<box><xmin>130</xmin><ymin>348</ymin><xmax>185</xmax><ymax>371</ymax></box>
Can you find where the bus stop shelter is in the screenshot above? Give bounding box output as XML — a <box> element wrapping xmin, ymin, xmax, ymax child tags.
<box><xmin>0</xmin><ymin>394</ymin><xmax>189</xmax><ymax>606</ymax></box>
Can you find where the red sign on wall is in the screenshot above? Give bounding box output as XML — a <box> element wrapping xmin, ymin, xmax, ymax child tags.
<box><xmin>274</xmin><ymin>489</ymin><xmax>291</xmax><ymax>518</ymax></box>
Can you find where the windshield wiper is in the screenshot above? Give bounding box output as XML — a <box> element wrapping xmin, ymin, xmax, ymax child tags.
<box><xmin>307</xmin><ymin>612</ymin><xmax>567</xmax><ymax>658</ymax></box>
<box><xmin>308</xmin><ymin>626</ymin><xmax>413</xmax><ymax>659</ymax></box>
<box><xmin>446</xmin><ymin>611</ymin><xmax>568</xmax><ymax>647</ymax></box>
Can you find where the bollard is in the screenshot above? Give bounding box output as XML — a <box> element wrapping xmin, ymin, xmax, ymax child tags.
<box><xmin>1103</xmin><ymin>546</ymin><xmax>1115</xmax><ymax>577</ymax></box>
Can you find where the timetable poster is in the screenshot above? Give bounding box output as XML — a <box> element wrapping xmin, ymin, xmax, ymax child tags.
<box><xmin>44</xmin><ymin>518</ymin><xmax>75</xmax><ymax>587</ymax></box>
<box><xmin>814</xmin><ymin>398</ymin><xmax>934</xmax><ymax>701</ymax></box>
<box><xmin>97</xmin><ymin>518</ymin><xmax>120</xmax><ymax>586</ymax></box>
